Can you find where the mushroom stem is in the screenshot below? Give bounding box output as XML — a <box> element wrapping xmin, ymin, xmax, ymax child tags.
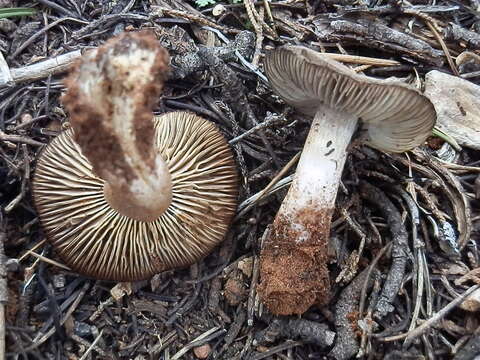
<box><xmin>259</xmin><ymin>105</ymin><xmax>358</xmax><ymax>315</ymax></box>
<box><xmin>283</xmin><ymin>106</ymin><xmax>358</xmax><ymax>222</ymax></box>
<box><xmin>101</xmin><ymin>123</ymin><xmax>173</xmax><ymax>222</ymax></box>
<box><xmin>62</xmin><ymin>32</ymin><xmax>172</xmax><ymax>222</ymax></box>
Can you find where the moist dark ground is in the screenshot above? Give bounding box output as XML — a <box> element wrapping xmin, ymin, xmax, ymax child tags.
<box><xmin>1</xmin><ymin>0</ymin><xmax>480</xmax><ymax>359</ymax></box>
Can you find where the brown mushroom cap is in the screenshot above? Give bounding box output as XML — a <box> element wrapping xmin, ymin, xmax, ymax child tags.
<box><xmin>264</xmin><ymin>45</ymin><xmax>436</xmax><ymax>152</ymax></box>
<box><xmin>32</xmin><ymin>111</ymin><xmax>238</xmax><ymax>281</ymax></box>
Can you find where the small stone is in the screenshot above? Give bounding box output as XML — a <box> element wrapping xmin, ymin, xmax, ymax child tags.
<box><xmin>460</xmin><ymin>288</ymin><xmax>480</xmax><ymax>312</ymax></box>
<box><xmin>20</xmin><ymin>113</ymin><xmax>32</xmax><ymax>124</ymax></box>
<box><xmin>5</xmin><ymin>258</ymin><xmax>19</xmax><ymax>272</ymax></box>
<box><xmin>193</xmin><ymin>344</ymin><xmax>211</xmax><ymax>359</ymax></box>
<box><xmin>53</xmin><ymin>274</ymin><xmax>65</xmax><ymax>289</ymax></box>
<box><xmin>237</xmin><ymin>257</ymin><xmax>253</xmax><ymax>278</ymax></box>
<box><xmin>212</xmin><ymin>4</ymin><xmax>226</xmax><ymax>16</ymax></box>
<box><xmin>424</xmin><ymin>71</ymin><xmax>480</xmax><ymax>150</ymax></box>
<box><xmin>74</xmin><ymin>321</ymin><xmax>92</xmax><ymax>337</ymax></box>
<box><xmin>113</xmin><ymin>23</ymin><xmax>125</xmax><ymax>36</ymax></box>
<box><xmin>110</xmin><ymin>282</ymin><xmax>132</xmax><ymax>301</ymax></box>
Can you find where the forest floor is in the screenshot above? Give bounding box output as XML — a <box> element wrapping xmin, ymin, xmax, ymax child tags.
<box><xmin>0</xmin><ymin>0</ymin><xmax>480</xmax><ymax>359</ymax></box>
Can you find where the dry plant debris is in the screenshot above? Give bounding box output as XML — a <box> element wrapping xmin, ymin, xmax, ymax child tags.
<box><xmin>0</xmin><ymin>0</ymin><xmax>479</xmax><ymax>359</ymax></box>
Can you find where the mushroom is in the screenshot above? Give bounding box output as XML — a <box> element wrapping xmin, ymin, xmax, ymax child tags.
<box><xmin>259</xmin><ymin>45</ymin><xmax>436</xmax><ymax>315</ymax></box>
<box><xmin>32</xmin><ymin>32</ymin><xmax>238</xmax><ymax>281</ymax></box>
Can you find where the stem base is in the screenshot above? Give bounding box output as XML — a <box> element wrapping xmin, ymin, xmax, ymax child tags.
<box><xmin>259</xmin><ymin>105</ymin><xmax>358</xmax><ymax>315</ymax></box>
<box><xmin>259</xmin><ymin>208</ymin><xmax>333</xmax><ymax>315</ymax></box>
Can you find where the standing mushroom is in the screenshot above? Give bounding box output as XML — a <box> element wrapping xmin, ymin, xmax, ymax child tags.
<box><xmin>32</xmin><ymin>32</ymin><xmax>238</xmax><ymax>281</ymax></box>
<box><xmin>259</xmin><ymin>45</ymin><xmax>436</xmax><ymax>315</ymax></box>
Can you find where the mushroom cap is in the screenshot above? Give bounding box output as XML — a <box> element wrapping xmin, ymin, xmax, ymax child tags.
<box><xmin>32</xmin><ymin>111</ymin><xmax>238</xmax><ymax>281</ymax></box>
<box><xmin>264</xmin><ymin>45</ymin><xmax>436</xmax><ymax>153</ymax></box>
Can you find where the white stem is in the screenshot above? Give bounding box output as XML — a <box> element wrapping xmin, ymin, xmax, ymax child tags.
<box><xmin>94</xmin><ymin>47</ymin><xmax>172</xmax><ymax>222</ymax></box>
<box><xmin>102</xmin><ymin>137</ymin><xmax>173</xmax><ymax>223</ymax></box>
<box><xmin>259</xmin><ymin>105</ymin><xmax>358</xmax><ymax>315</ymax></box>
<box><xmin>63</xmin><ymin>33</ymin><xmax>172</xmax><ymax>222</ymax></box>
<box><xmin>276</xmin><ymin>106</ymin><xmax>358</xmax><ymax>240</ymax></box>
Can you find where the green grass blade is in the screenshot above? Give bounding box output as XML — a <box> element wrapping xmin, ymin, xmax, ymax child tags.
<box><xmin>0</xmin><ymin>7</ymin><xmax>36</xmax><ymax>19</ymax></box>
<box><xmin>432</xmin><ymin>126</ymin><xmax>462</xmax><ymax>152</ymax></box>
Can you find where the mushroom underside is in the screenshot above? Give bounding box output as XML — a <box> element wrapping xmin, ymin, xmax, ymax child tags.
<box><xmin>33</xmin><ymin>112</ymin><xmax>238</xmax><ymax>281</ymax></box>
<box><xmin>264</xmin><ymin>45</ymin><xmax>436</xmax><ymax>153</ymax></box>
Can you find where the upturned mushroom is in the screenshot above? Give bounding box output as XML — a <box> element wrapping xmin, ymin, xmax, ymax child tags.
<box><xmin>259</xmin><ymin>45</ymin><xmax>436</xmax><ymax>315</ymax></box>
<box><xmin>32</xmin><ymin>32</ymin><xmax>238</xmax><ymax>281</ymax></box>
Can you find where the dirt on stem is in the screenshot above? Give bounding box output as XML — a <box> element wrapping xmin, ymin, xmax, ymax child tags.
<box><xmin>259</xmin><ymin>207</ymin><xmax>333</xmax><ymax>315</ymax></box>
